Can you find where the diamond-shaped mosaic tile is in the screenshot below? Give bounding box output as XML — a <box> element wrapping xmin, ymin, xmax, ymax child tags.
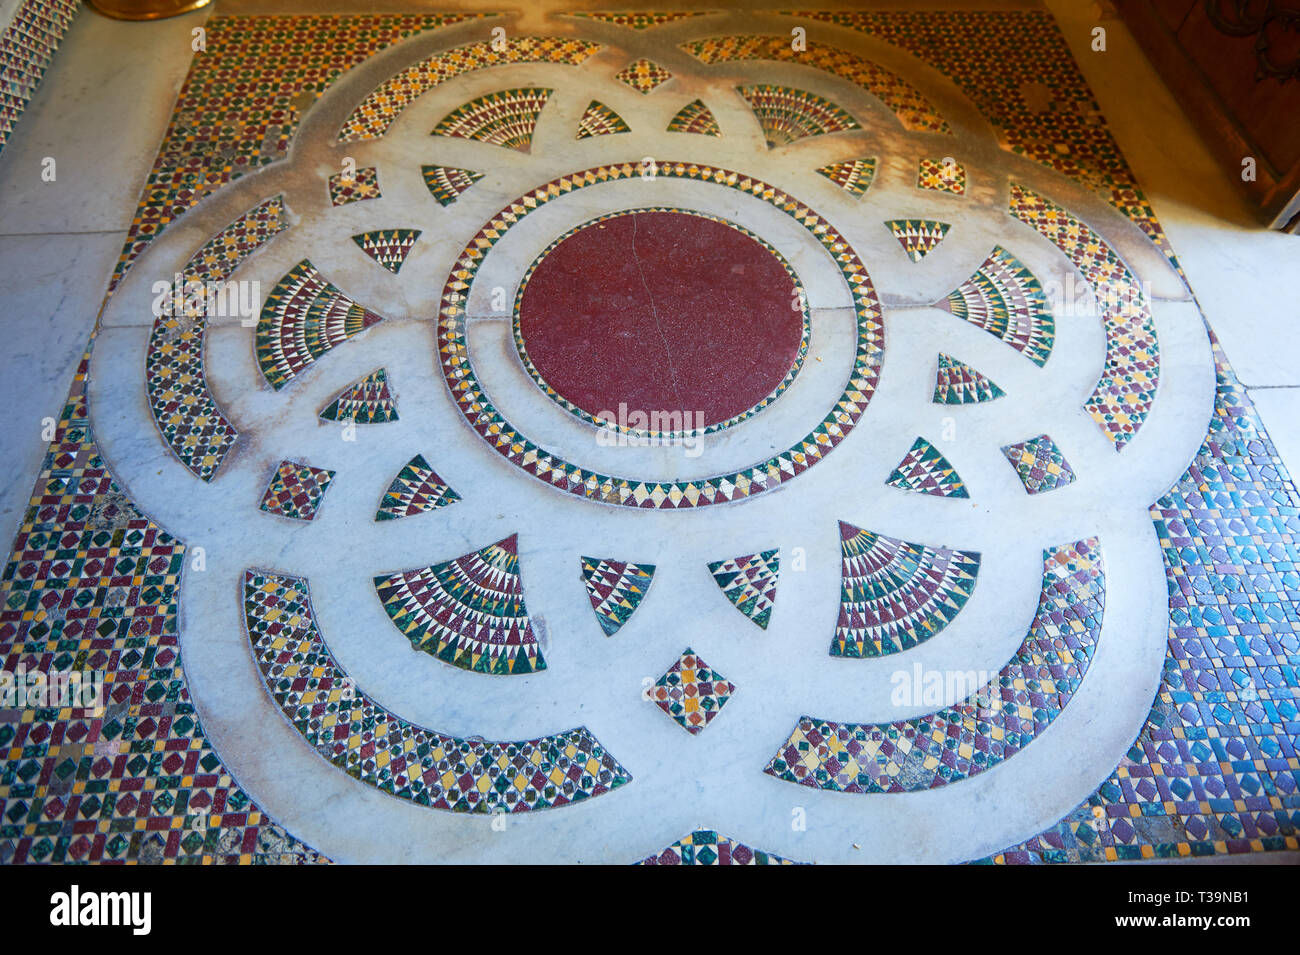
<box><xmin>259</xmin><ymin>460</ymin><xmax>336</xmax><ymax>521</ymax></box>
<box><xmin>650</xmin><ymin>648</ymin><xmax>736</xmax><ymax>735</ymax></box>
<box><xmin>1002</xmin><ymin>434</ymin><xmax>1076</xmax><ymax>495</ymax></box>
<box><xmin>918</xmin><ymin>156</ymin><xmax>966</xmax><ymax>194</ymax></box>
<box><xmin>614</xmin><ymin>58</ymin><xmax>672</xmax><ymax>93</ymax></box>
<box><xmin>328</xmin><ymin>165</ymin><xmax>380</xmax><ymax>205</ymax></box>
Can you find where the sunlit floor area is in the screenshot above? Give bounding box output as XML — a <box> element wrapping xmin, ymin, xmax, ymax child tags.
<box><xmin>0</xmin><ymin>0</ymin><xmax>1297</xmax><ymax>865</ymax></box>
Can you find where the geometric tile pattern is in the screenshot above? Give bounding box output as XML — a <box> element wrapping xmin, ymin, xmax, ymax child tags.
<box><xmin>707</xmin><ymin>550</ymin><xmax>779</xmax><ymax>630</ymax></box>
<box><xmin>987</xmin><ymin>338</ymin><xmax>1300</xmax><ymax>862</ymax></box>
<box><xmin>569</xmin><ymin>11</ymin><xmax>708</xmax><ymax>29</ymax></box>
<box><xmin>1009</xmin><ymin>182</ymin><xmax>1159</xmax><ymax>449</ymax></box>
<box><xmin>339</xmin><ymin>36</ymin><xmax>601</xmax><ymax>142</ymax></box>
<box><xmin>666</xmin><ymin>99</ymin><xmax>721</xmax><ymax>136</ymax></box>
<box><xmin>580</xmin><ymin>557</ymin><xmax>656</xmax><ymax>636</ymax></box>
<box><xmin>256</xmin><ymin>260</ymin><xmax>387</xmax><ymax>391</ymax></box>
<box><xmin>933</xmin><ymin>353</ymin><xmax>1006</xmax><ymax>404</ymax></box>
<box><xmin>0</xmin><ymin>355</ymin><xmax>324</xmax><ymax>864</ymax></box>
<box><xmin>682</xmin><ymin>35</ymin><xmax>949</xmax><ymax>133</ymax></box>
<box><xmin>650</xmin><ymin>648</ymin><xmax>736</xmax><ymax>735</ymax></box>
<box><xmin>771</xmin><ymin>539</ymin><xmax>1105</xmax><ymax>791</ymax></box>
<box><xmin>0</xmin><ymin>0</ymin><xmax>78</xmax><ymax>158</ymax></box>
<box><xmin>734</xmin><ymin>84</ymin><xmax>861</xmax><ymax>147</ymax></box>
<box><xmin>431</xmin><ymin>87</ymin><xmax>552</xmax><ymax>152</ymax></box>
<box><xmin>145</xmin><ymin>195</ymin><xmax>288</xmax><ymax>482</ymax></box>
<box><xmin>614</xmin><ymin>58</ymin><xmax>673</xmax><ymax>94</ymax></box>
<box><xmin>575</xmin><ymin>100</ymin><xmax>631</xmax><ymax>139</ymax></box>
<box><xmin>637</xmin><ymin>829</ymin><xmax>803</xmax><ymax>865</ymax></box>
<box><xmin>917</xmin><ymin>156</ymin><xmax>966</xmax><ymax>194</ymax></box>
<box><xmin>110</xmin><ymin>14</ymin><xmax>479</xmax><ymax>294</ymax></box>
<box><xmin>420</xmin><ymin>164</ymin><xmax>484</xmax><ymax>206</ymax></box>
<box><xmin>792</xmin><ymin>10</ymin><xmax>1182</xmax><ymax>273</ymax></box>
<box><xmin>373</xmin><ymin>535</ymin><xmax>545</xmax><ymax>675</ymax></box>
<box><xmin>318</xmin><ymin>368</ymin><xmax>398</xmax><ymax>424</ymax></box>
<box><xmin>885</xmin><ymin>218</ymin><xmax>950</xmax><ymax>262</ymax></box>
<box><xmin>375</xmin><ymin>454</ymin><xmax>461</xmax><ymax>522</ymax></box>
<box><xmin>938</xmin><ymin>245</ymin><xmax>1053</xmax><ymax>367</ymax></box>
<box><xmin>258</xmin><ymin>461</ymin><xmax>336</xmax><ymax>522</ymax></box>
<box><xmin>885</xmin><ymin>436</ymin><xmax>970</xmax><ymax>499</ymax></box>
<box><xmin>350</xmin><ymin>229</ymin><xmax>420</xmax><ymax>273</ymax></box>
<box><xmin>831</xmin><ymin>522</ymin><xmax>981</xmax><ymax>658</ymax></box>
<box><xmin>327</xmin><ymin>165</ymin><xmax>380</xmax><ymax>206</ymax></box>
<box><xmin>1002</xmin><ymin>434</ymin><xmax>1077</xmax><ymax>495</ymax></box>
<box><xmin>437</xmin><ymin>162</ymin><xmax>885</xmax><ymax>510</ymax></box>
<box><xmin>815</xmin><ymin>158</ymin><xmax>876</xmax><ymax>198</ymax></box>
<box><xmin>244</xmin><ymin>571</ymin><xmax>630</xmax><ymax>813</ymax></box>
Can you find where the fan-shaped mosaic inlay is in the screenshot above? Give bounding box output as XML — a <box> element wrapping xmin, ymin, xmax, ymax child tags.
<box><xmin>421</xmin><ymin>164</ymin><xmax>484</xmax><ymax>206</ymax></box>
<box><xmin>885</xmin><ymin>436</ymin><xmax>969</xmax><ymax>498</ymax></box>
<box><xmin>832</xmin><ymin>522</ymin><xmax>980</xmax><ymax>658</ymax></box>
<box><xmin>637</xmin><ymin>830</ymin><xmax>803</xmax><ymax>865</ymax></box>
<box><xmin>514</xmin><ymin>208</ymin><xmax>809</xmax><ymax>437</ymax></box>
<box><xmin>431</xmin><ymin>87</ymin><xmax>552</xmax><ymax>152</ymax></box>
<box><xmin>256</xmin><ymin>260</ymin><xmax>387</xmax><ymax>390</ymax></box>
<box><xmin>683</xmin><ymin>35</ymin><xmax>949</xmax><ymax>132</ymax></box>
<box><xmin>374</xmin><ymin>534</ymin><xmax>545</xmax><ymax>675</ymax></box>
<box><xmin>666</xmin><ymin>98</ymin><xmax>720</xmax><ymax>135</ymax></box>
<box><xmin>145</xmin><ymin>195</ymin><xmax>286</xmax><ymax>482</ymax></box>
<box><xmin>245</xmin><ymin>570</ymin><xmax>630</xmax><ymax>812</ymax></box>
<box><xmin>815</xmin><ymin>157</ymin><xmax>876</xmax><ymax>198</ymax></box>
<box><xmin>933</xmin><ymin>353</ymin><xmax>1005</xmax><ymax>404</ymax></box>
<box><xmin>776</xmin><ymin>539</ymin><xmax>1104</xmax><ymax>790</ymax></box>
<box><xmin>938</xmin><ymin>245</ymin><xmax>1053</xmax><ymax>367</ymax></box>
<box><xmin>708</xmin><ymin>550</ymin><xmax>779</xmax><ymax>629</ymax></box>
<box><xmin>338</xmin><ymin>37</ymin><xmax>601</xmax><ymax>142</ymax></box>
<box><xmin>1009</xmin><ymin>182</ymin><xmax>1159</xmax><ymax>449</ymax></box>
<box><xmin>735</xmin><ymin>84</ymin><xmax>861</xmax><ymax>147</ymax></box>
<box><xmin>570</xmin><ymin>11</ymin><xmax>708</xmax><ymax>29</ymax></box>
<box><xmin>438</xmin><ymin>162</ymin><xmax>885</xmax><ymax>509</ymax></box>
<box><xmin>885</xmin><ymin>218</ymin><xmax>950</xmax><ymax>261</ymax></box>
<box><xmin>375</xmin><ymin>454</ymin><xmax>461</xmax><ymax>521</ymax></box>
<box><xmin>318</xmin><ymin>368</ymin><xmax>398</xmax><ymax>424</ymax></box>
<box><xmin>581</xmin><ymin>557</ymin><xmax>655</xmax><ymax>636</ymax></box>
<box><xmin>575</xmin><ymin>99</ymin><xmax>630</xmax><ymax>139</ymax></box>
<box><xmin>351</xmin><ymin>229</ymin><xmax>420</xmax><ymax>273</ymax></box>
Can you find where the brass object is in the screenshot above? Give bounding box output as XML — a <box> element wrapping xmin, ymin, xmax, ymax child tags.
<box><xmin>87</xmin><ymin>0</ymin><xmax>213</xmax><ymax>21</ymax></box>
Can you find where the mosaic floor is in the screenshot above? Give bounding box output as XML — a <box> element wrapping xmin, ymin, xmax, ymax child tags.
<box><xmin>1</xmin><ymin>4</ymin><xmax>1296</xmax><ymax>864</ymax></box>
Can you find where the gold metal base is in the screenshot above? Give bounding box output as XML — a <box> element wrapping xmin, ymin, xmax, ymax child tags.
<box><xmin>87</xmin><ymin>0</ymin><xmax>212</xmax><ymax>21</ymax></box>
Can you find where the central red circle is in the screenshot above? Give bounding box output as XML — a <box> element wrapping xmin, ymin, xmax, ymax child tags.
<box><xmin>516</xmin><ymin>210</ymin><xmax>804</xmax><ymax>431</ymax></box>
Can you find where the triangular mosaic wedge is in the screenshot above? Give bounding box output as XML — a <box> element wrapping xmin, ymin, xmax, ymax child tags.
<box><xmin>575</xmin><ymin>99</ymin><xmax>630</xmax><ymax>138</ymax></box>
<box><xmin>815</xmin><ymin>157</ymin><xmax>876</xmax><ymax>198</ymax></box>
<box><xmin>420</xmin><ymin>164</ymin><xmax>483</xmax><ymax>206</ymax></box>
<box><xmin>707</xmin><ymin>549</ymin><xmax>779</xmax><ymax>629</ymax></box>
<box><xmin>375</xmin><ymin>454</ymin><xmax>461</xmax><ymax>520</ymax></box>
<box><xmin>580</xmin><ymin>556</ymin><xmax>655</xmax><ymax>635</ymax></box>
<box><xmin>318</xmin><ymin>368</ymin><xmax>398</xmax><ymax>424</ymax></box>
<box><xmin>374</xmin><ymin>534</ymin><xmax>545</xmax><ymax>675</ymax></box>
<box><xmin>885</xmin><ymin>218</ymin><xmax>950</xmax><ymax>261</ymax></box>
<box><xmin>886</xmin><ymin>436</ymin><xmax>969</xmax><ymax>498</ymax></box>
<box><xmin>666</xmin><ymin>98</ymin><xmax>720</xmax><ymax>135</ymax></box>
<box><xmin>832</xmin><ymin>522</ymin><xmax>980</xmax><ymax>657</ymax></box>
<box><xmin>933</xmin><ymin>353</ymin><xmax>1006</xmax><ymax>404</ymax></box>
<box><xmin>351</xmin><ymin>229</ymin><xmax>420</xmax><ymax>273</ymax></box>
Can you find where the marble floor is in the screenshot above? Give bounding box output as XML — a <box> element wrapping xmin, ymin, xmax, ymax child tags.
<box><xmin>0</xmin><ymin>1</ymin><xmax>1296</xmax><ymax>864</ymax></box>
